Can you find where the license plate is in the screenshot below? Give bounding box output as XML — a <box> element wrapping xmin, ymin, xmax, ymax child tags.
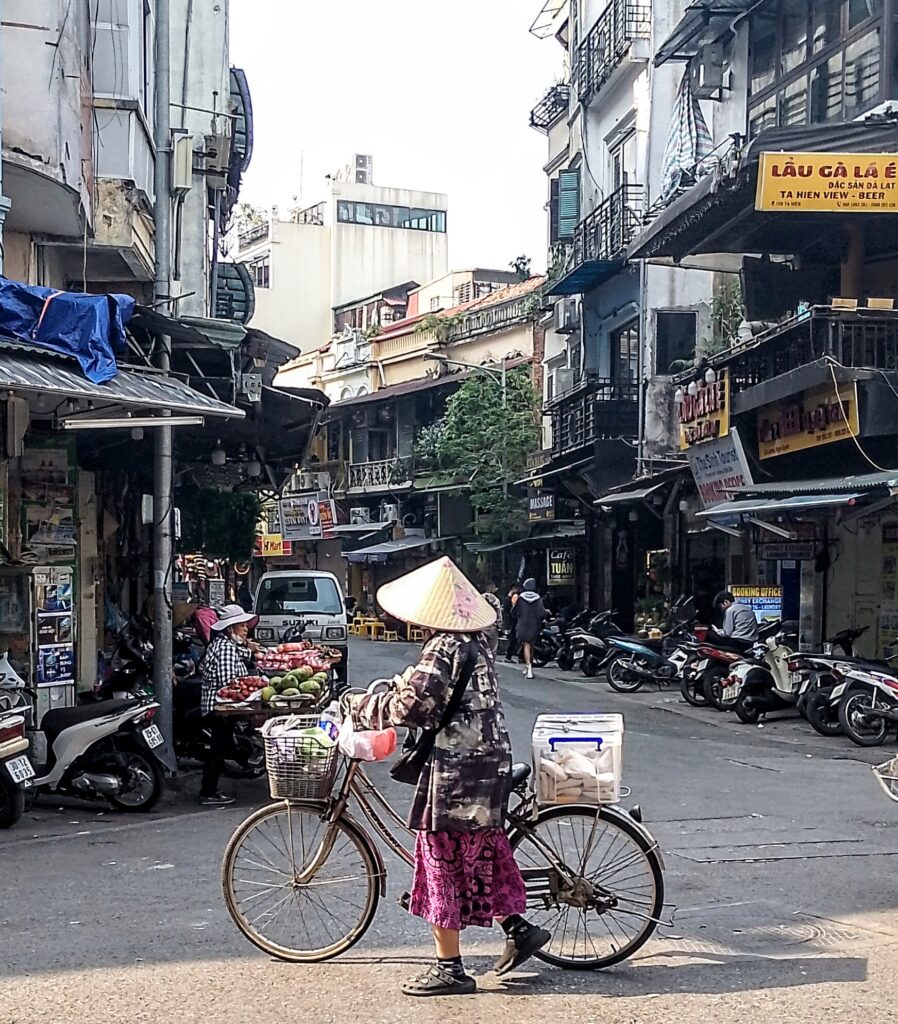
<box><xmin>5</xmin><ymin>754</ymin><xmax>35</xmax><ymax>783</ymax></box>
<box><xmin>721</xmin><ymin>683</ymin><xmax>740</xmax><ymax>700</ymax></box>
<box><xmin>142</xmin><ymin>724</ymin><xmax>164</xmax><ymax>749</ymax></box>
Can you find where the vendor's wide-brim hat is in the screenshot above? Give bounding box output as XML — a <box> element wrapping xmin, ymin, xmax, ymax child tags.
<box><xmin>211</xmin><ymin>603</ymin><xmax>259</xmax><ymax>632</ymax></box>
<box><xmin>376</xmin><ymin>556</ymin><xmax>498</xmax><ymax>633</ymax></box>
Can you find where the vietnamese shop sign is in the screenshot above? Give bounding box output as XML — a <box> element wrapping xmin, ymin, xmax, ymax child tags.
<box><xmin>677</xmin><ymin>369</ymin><xmax>729</xmax><ymax>450</ymax></box>
<box><xmin>546</xmin><ymin>547</ymin><xmax>576</xmax><ymax>586</ymax></box>
<box><xmin>280</xmin><ymin>491</ymin><xmax>337</xmax><ymax>542</ymax></box>
<box><xmin>756</xmin><ymin>152</ymin><xmax>898</xmax><ymax>213</ymax></box>
<box><xmin>757</xmin><ymin>381</ymin><xmax>859</xmax><ymax>459</ymax></box>
<box><xmin>528</xmin><ymin>489</ymin><xmax>555</xmax><ymax>522</ymax></box>
<box><xmin>687</xmin><ymin>428</ymin><xmax>753</xmax><ymax>508</ymax></box>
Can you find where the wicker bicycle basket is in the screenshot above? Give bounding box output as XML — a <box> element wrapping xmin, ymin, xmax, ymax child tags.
<box><xmin>262</xmin><ymin>714</ymin><xmax>339</xmax><ymax>800</ymax></box>
<box><xmin>872</xmin><ymin>755</ymin><xmax>898</xmax><ymax>804</ymax></box>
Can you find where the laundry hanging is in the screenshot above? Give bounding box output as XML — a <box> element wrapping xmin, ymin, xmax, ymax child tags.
<box><xmin>660</xmin><ymin>74</ymin><xmax>713</xmax><ymax>204</ymax></box>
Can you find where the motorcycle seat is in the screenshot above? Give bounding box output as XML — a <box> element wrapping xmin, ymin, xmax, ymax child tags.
<box><xmin>511</xmin><ymin>762</ymin><xmax>532</xmax><ymax>788</ymax></box>
<box><xmin>42</xmin><ymin>698</ymin><xmax>144</xmax><ymax>743</ymax></box>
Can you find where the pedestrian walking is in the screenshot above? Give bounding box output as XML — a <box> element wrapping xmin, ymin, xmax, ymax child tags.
<box><xmin>482</xmin><ymin>581</ymin><xmax>502</xmax><ymax>654</ymax></box>
<box><xmin>515</xmin><ymin>578</ymin><xmax>546</xmax><ymax>680</ymax></box>
<box><xmin>349</xmin><ymin>557</ymin><xmax>549</xmax><ymax>996</ymax></box>
<box><xmin>198</xmin><ymin>604</ymin><xmax>259</xmax><ymax>806</ymax></box>
<box><xmin>502</xmin><ymin>584</ymin><xmax>521</xmax><ymax>662</ymax></box>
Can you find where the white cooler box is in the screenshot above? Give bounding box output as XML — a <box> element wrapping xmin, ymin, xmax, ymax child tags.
<box><xmin>532</xmin><ymin>713</ymin><xmax>623</xmax><ymax>806</ymax></box>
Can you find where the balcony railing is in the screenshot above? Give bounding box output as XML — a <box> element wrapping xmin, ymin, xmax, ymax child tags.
<box><xmin>551</xmin><ymin>379</ymin><xmax>639</xmax><ymax>458</ymax></box>
<box><xmin>239</xmin><ymin>221</ymin><xmax>270</xmax><ymax>249</ymax></box>
<box><xmin>575</xmin><ymin>0</ymin><xmax>651</xmax><ymax>105</ymax></box>
<box><xmin>347</xmin><ymin>457</ymin><xmax>413</xmax><ymax>491</ymax></box>
<box><xmin>529</xmin><ymin>83</ymin><xmax>570</xmax><ymax>133</ymax></box>
<box><xmin>725</xmin><ymin>307</ymin><xmax>898</xmax><ymax>394</ymax></box>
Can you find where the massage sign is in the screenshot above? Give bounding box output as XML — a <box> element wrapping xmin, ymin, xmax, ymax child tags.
<box><xmin>677</xmin><ymin>370</ymin><xmax>729</xmax><ymax>450</ymax></box>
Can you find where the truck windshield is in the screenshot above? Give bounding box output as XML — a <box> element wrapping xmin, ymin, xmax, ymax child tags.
<box><xmin>256</xmin><ymin>577</ymin><xmax>343</xmax><ymax>616</ymax></box>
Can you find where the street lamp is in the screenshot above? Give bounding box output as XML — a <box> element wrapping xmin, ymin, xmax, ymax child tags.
<box><xmin>423</xmin><ymin>352</ymin><xmax>510</xmax><ymax>499</ymax></box>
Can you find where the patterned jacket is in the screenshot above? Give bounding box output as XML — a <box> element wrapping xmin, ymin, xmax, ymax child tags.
<box><xmin>201</xmin><ymin>634</ymin><xmax>253</xmax><ymax>714</ymax></box>
<box><xmin>352</xmin><ymin>631</ymin><xmax>512</xmax><ymax>833</ymax></box>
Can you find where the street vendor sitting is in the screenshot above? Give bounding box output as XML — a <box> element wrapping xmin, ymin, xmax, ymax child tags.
<box><xmin>199</xmin><ymin>604</ymin><xmax>259</xmax><ymax>806</ymax></box>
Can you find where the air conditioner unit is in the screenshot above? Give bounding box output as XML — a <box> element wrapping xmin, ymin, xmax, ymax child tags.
<box><xmin>693</xmin><ymin>41</ymin><xmax>725</xmax><ymax>99</ymax></box>
<box><xmin>204</xmin><ymin>131</ymin><xmax>233</xmax><ymax>188</ymax></box>
<box><xmin>555</xmin><ymin>367</ymin><xmax>575</xmax><ymax>395</ymax></box>
<box><xmin>350</xmin><ymin>507</ymin><xmax>371</xmax><ymax>525</ymax></box>
<box><xmin>354</xmin><ymin>153</ymin><xmax>373</xmax><ymax>184</ymax></box>
<box><xmin>382</xmin><ymin>502</ymin><xmax>400</xmax><ymax>523</ymax></box>
<box><xmin>554</xmin><ymin>297</ymin><xmax>579</xmax><ymax>334</ymax></box>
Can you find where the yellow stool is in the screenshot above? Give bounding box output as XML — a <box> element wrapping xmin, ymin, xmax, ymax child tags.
<box><xmin>383</xmin><ymin>629</ymin><xmax>399</xmax><ymax>642</ymax></box>
<box><xmin>408</xmin><ymin>627</ymin><xmax>425</xmax><ymax>642</ymax></box>
<box><xmin>369</xmin><ymin>621</ymin><xmax>385</xmax><ymax>641</ymax></box>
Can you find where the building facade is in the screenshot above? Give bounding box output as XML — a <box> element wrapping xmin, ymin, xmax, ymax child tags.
<box><xmin>234</xmin><ymin>155</ymin><xmax>450</xmax><ymax>352</ymax></box>
<box><xmin>626</xmin><ymin>0</ymin><xmax>898</xmax><ymax>650</ymax></box>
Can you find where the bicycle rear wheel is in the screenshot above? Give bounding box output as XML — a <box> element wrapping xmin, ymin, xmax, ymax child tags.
<box><xmin>510</xmin><ymin>804</ymin><xmax>663</xmax><ymax>970</ymax></box>
<box><xmin>222</xmin><ymin>800</ymin><xmax>380</xmax><ymax>962</ymax></box>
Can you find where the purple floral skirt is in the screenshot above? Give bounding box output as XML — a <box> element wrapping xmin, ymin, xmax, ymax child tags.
<box><xmin>409</xmin><ymin>829</ymin><xmax>527</xmax><ymax>931</ymax></box>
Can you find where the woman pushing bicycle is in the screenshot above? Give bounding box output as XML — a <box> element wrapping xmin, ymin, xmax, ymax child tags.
<box><xmin>347</xmin><ymin>556</ymin><xmax>550</xmax><ymax>997</ymax></box>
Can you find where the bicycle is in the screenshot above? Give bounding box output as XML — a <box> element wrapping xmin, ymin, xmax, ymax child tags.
<box><xmin>222</xmin><ymin>713</ymin><xmax>667</xmax><ymax>970</ymax></box>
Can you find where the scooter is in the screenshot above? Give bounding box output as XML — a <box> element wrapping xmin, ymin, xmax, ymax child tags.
<box><xmin>604</xmin><ymin>622</ymin><xmax>699</xmax><ymax>694</ymax></box>
<box><xmin>1</xmin><ymin>682</ymin><xmax>174</xmax><ymax>812</ymax></box>
<box><xmin>830</xmin><ymin>664</ymin><xmax>898</xmax><ymax>747</ymax></box>
<box><xmin>698</xmin><ymin>620</ymin><xmax>784</xmax><ymax>710</ymax></box>
<box><xmin>0</xmin><ymin>704</ymin><xmax>33</xmax><ymax>828</ymax></box>
<box><xmin>572</xmin><ymin>612</ymin><xmax>628</xmax><ymax>677</ymax></box>
<box><xmin>553</xmin><ymin>610</ymin><xmax>594</xmax><ymax>672</ymax></box>
<box><xmin>727</xmin><ymin>621</ymin><xmax>804</xmax><ymax>723</ymax></box>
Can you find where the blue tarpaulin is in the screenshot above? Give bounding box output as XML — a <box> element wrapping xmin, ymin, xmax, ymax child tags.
<box><xmin>0</xmin><ymin>278</ymin><xmax>135</xmax><ymax>383</ymax></box>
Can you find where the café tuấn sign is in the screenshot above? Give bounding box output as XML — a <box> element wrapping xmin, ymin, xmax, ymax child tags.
<box><xmin>756</xmin><ymin>152</ymin><xmax>898</xmax><ymax>213</ymax></box>
<box><xmin>677</xmin><ymin>369</ymin><xmax>729</xmax><ymax>450</ymax></box>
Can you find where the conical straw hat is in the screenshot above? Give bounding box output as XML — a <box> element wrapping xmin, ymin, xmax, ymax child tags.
<box><xmin>376</xmin><ymin>556</ymin><xmax>498</xmax><ymax>633</ymax></box>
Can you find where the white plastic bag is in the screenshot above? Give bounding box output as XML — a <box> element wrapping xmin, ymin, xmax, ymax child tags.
<box><xmin>337</xmin><ymin>715</ymin><xmax>397</xmax><ymax>762</ymax></box>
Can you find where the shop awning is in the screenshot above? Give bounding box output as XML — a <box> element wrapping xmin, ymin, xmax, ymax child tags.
<box><xmin>731</xmin><ymin>471</ymin><xmax>898</xmax><ymax>495</ymax></box>
<box><xmin>654</xmin><ymin>0</ymin><xmax>755</xmax><ymax>67</ymax></box>
<box><xmin>473</xmin><ymin>523</ymin><xmax>586</xmax><ymax>553</ymax></box>
<box><xmin>596</xmin><ymin>482</ymin><xmax>667</xmax><ymax>506</ymax></box>
<box><xmin>0</xmin><ymin>345</ymin><xmax>243</xmax><ymax>419</ymax></box>
<box><xmin>343</xmin><ymin>534</ymin><xmax>448</xmax><ymax>564</ymax></box>
<box><xmin>699</xmin><ymin>493</ymin><xmax>863</xmax><ymax>518</ymax></box>
<box><xmin>514</xmin><ymin>456</ymin><xmax>593</xmax><ymax>487</ymax></box>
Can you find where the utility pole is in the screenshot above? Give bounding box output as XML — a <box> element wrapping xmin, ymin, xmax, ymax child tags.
<box><xmin>0</xmin><ymin>1</ymin><xmax>10</xmax><ymax>273</ymax></box>
<box><xmin>153</xmin><ymin>0</ymin><xmax>175</xmax><ymax>752</ymax></box>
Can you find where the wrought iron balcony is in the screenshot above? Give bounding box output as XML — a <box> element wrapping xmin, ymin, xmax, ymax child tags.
<box><xmin>549</xmin><ymin>184</ymin><xmax>644</xmax><ymax>296</ymax></box>
<box><xmin>529</xmin><ymin>83</ymin><xmax>570</xmax><ymax>133</ymax></box>
<box><xmin>724</xmin><ymin>307</ymin><xmax>898</xmax><ymax>395</ymax></box>
<box><xmin>550</xmin><ymin>379</ymin><xmax>639</xmax><ymax>458</ymax></box>
<box><xmin>347</xmin><ymin>457</ymin><xmax>413</xmax><ymax>491</ymax></box>
<box><xmin>575</xmin><ymin>0</ymin><xmax>651</xmax><ymax>106</ymax></box>
<box><xmin>238</xmin><ymin>221</ymin><xmax>269</xmax><ymax>249</ymax></box>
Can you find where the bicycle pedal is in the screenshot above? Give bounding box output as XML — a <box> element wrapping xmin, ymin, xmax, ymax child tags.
<box><xmin>398</xmin><ymin>891</ymin><xmax>411</xmax><ymax>912</ymax></box>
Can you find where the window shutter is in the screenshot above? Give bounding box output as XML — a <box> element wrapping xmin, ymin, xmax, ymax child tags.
<box><xmin>557</xmin><ymin>168</ymin><xmax>580</xmax><ymax>240</ymax></box>
<box><xmin>549</xmin><ymin>178</ymin><xmax>560</xmax><ymax>243</ymax></box>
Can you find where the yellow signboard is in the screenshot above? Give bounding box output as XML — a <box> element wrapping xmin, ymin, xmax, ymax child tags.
<box><xmin>261</xmin><ymin>534</ymin><xmax>285</xmax><ymax>557</ymax></box>
<box><xmin>756</xmin><ymin>152</ymin><xmax>898</xmax><ymax>213</ymax></box>
<box><xmin>757</xmin><ymin>381</ymin><xmax>859</xmax><ymax>460</ymax></box>
<box><xmin>677</xmin><ymin>370</ymin><xmax>729</xmax><ymax>450</ymax></box>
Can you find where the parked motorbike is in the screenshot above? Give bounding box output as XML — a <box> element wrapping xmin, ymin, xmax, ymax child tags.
<box><xmin>604</xmin><ymin>621</ymin><xmax>700</xmax><ymax>694</ymax></box>
<box><xmin>553</xmin><ymin>610</ymin><xmax>595</xmax><ymax>672</ymax></box>
<box><xmin>725</xmin><ymin>621</ymin><xmax>805</xmax><ymax>723</ymax></box>
<box><xmin>1</xmin><ymin>682</ymin><xmax>173</xmax><ymax>811</ymax></box>
<box><xmin>699</xmin><ymin>620</ymin><xmax>785</xmax><ymax>711</ymax></box>
<box><xmin>832</xmin><ymin>664</ymin><xmax>898</xmax><ymax>747</ymax></box>
<box><xmin>572</xmin><ymin>612</ymin><xmax>628</xmax><ymax>677</ymax></box>
<box><xmin>788</xmin><ymin>628</ymin><xmax>877</xmax><ymax>735</ymax></box>
<box><xmin>0</xmin><ymin>703</ymin><xmax>33</xmax><ymax>828</ymax></box>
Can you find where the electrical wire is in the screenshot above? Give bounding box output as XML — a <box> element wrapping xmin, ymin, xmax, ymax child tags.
<box><xmin>828</xmin><ymin>360</ymin><xmax>896</xmax><ymax>474</ymax></box>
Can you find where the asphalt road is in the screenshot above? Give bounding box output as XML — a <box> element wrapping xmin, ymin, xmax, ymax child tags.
<box><xmin>2</xmin><ymin>639</ymin><xmax>897</xmax><ymax>1023</ymax></box>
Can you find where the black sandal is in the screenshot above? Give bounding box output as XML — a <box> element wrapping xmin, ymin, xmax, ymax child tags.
<box><xmin>401</xmin><ymin>965</ymin><xmax>477</xmax><ymax>997</ymax></box>
<box><xmin>494</xmin><ymin>923</ymin><xmax>551</xmax><ymax>976</ymax></box>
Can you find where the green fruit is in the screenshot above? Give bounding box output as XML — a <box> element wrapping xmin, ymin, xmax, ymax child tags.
<box><xmin>311</xmin><ymin>672</ymin><xmax>328</xmax><ymax>683</ymax></box>
<box><xmin>298</xmin><ymin>680</ymin><xmax>319</xmax><ymax>694</ymax></box>
<box><xmin>261</xmin><ymin>686</ymin><xmax>275</xmax><ymax>702</ymax></box>
<box><xmin>295</xmin><ymin>666</ymin><xmax>313</xmax><ymax>681</ymax></box>
<box><xmin>281</xmin><ymin>687</ymin><xmax>301</xmax><ymax>697</ymax></box>
<box><xmin>270</xmin><ymin>677</ymin><xmax>283</xmax><ymax>688</ymax></box>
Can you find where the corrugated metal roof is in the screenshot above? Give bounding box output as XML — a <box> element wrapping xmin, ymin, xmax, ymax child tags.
<box><xmin>699</xmin><ymin>494</ymin><xmax>863</xmax><ymax>517</ymax></box>
<box><xmin>735</xmin><ymin>472</ymin><xmax>898</xmax><ymax>495</ymax></box>
<box><xmin>0</xmin><ymin>348</ymin><xmax>243</xmax><ymax>419</ymax></box>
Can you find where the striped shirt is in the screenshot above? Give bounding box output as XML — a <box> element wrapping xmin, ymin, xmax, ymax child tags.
<box><xmin>201</xmin><ymin>634</ymin><xmax>253</xmax><ymax>714</ymax></box>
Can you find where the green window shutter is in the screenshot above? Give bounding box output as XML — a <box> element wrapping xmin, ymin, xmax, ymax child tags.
<box><xmin>557</xmin><ymin>168</ymin><xmax>580</xmax><ymax>240</ymax></box>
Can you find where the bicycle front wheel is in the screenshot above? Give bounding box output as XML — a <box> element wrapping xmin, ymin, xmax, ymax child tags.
<box><xmin>511</xmin><ymin>804</ymin><xmax>664</xmax><ymax>970</ymax></box>
<box><xmin>222</xmin><ymin>801</ymin><xmax>381</xmax><ymax>962</ymax></box>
